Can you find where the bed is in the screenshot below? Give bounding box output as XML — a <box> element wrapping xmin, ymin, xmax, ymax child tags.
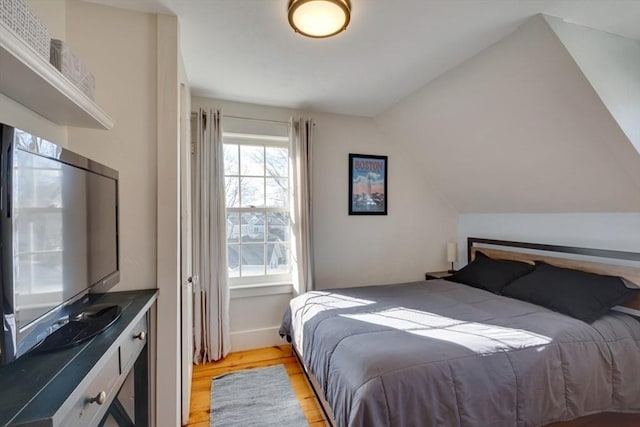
<box><xmin>279</xmin><ymin>238</ymin><xmax>640</xmax><ymax>427</ymax></box>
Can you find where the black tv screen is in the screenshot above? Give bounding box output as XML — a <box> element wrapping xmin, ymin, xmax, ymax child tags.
<box><xmin>0</xmin><ymin>124</ymin><xmax>119</xmax><ymax>363</ymax></box>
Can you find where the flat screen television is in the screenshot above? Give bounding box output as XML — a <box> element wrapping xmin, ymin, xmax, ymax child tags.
<box><xmin>0</xmin><ymin>124</ymin><xmax>119</xmax><ymax>364</ymax></box>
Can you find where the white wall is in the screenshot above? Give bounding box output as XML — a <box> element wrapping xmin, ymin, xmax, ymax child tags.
<box><xmin>546</xmin><ymin>15</ymin><xmax>640</xmax><ymax>154</ymax></box>
<box><xmin>458</xmin><ymin>213</ymin><xmax>640</xmax><ymax>267</ymax></box>
<box><xmin>312</xmin><ymin>112</ymin><xmax>457</xmax><ymax>288</ymax></box>
<box><xmin>376</xmin><ymin>14</ymin><xmax>640</xmax><ymax>213</ymax></box>
<box><xmin>229</xmin><ymin>291</ymin><xmax>292</xmax><ymax>350</ymax></box>
<box><xmin>26</xmin><ymin>0</ymin><xmax>66</xmax><ymax>40</ymax></box>
<box><xmin>64</xmin><ymin>1</ymin><xmax>158</xmax><ymax>293</ymax></box>
<box><xmin>192</xmin><ymin>96</ymin><xmax>457</xmax><ymax>350</ymax></box>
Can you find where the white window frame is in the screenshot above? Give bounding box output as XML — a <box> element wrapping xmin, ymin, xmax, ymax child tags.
<box><xmin>223</xmin><ymin>132</ymin><xmax>292</xmax><ymax>288</ymax></box>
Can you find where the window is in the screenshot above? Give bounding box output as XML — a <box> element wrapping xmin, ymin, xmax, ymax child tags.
<box><xmin>223</xmin><ymin>131</ymin><xmax>291</xmax><ymax>286</ymax></box>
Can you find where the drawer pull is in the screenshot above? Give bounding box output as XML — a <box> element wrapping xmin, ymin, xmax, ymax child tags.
<box><xmin>134</xmin><ymin>331</ymin><xmax>146</xmax><ymax>341</ymax></box>
<box><xmin>89</xmin><ymin>391</ymin><xmax>106</xmax><ymax>405</ymax></box>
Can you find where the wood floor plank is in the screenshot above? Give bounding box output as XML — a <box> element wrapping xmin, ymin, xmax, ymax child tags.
<box><xmin>192</xmin><ymin>357</ymin><xmax>300</xmax><ymax>380</ymax></box>
<box><xmin>185</xmin><ymin>344</ymin><xmax>326</xmax><ymax>427</ymax></box>
<box><xmin>186</xmin><ymin>413</ymin><xmax>210</xmax><ymax>425</ymax></box>
<box><xmin>193</xmin><ymin>345</ymin><xmax>291</xmax><ymax>372</ymax></box>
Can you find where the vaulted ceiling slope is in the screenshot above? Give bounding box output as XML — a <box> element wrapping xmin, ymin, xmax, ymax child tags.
<box><xmin>375</xmin><ymin>14</ymin><xmax>640</xmax><ymax>213</ymax></box>
<box><xmin>546</xmin><ymin>15</ymin><xmax>640</xmax><ymax>156</ymax></box>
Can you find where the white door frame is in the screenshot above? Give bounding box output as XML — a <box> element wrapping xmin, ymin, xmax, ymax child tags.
<box><xmin>179</xmin><ymin>82</ymin><xmax>193</xmax><ymax>425</ymax></box>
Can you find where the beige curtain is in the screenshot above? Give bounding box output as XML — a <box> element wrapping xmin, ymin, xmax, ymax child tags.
<box><xmin>289</xmin><ymin>117</ymin><xmax>314</xmax><ymax>294</ymax></box>
<box><xmin>193</xmin><ymin>108</ymin><xmax>230</xmax><ymax>363</ymax></box>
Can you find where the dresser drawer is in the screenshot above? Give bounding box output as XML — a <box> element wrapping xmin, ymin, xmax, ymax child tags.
<box><xmin>61</xmin><ymin>350</ymin><xmax>119</xmax><ymax>427</ymax></box>
<box><xmin>119</xmin><ymin>315</ymin><xmax>148</xmax><ymax>373</ymax></box>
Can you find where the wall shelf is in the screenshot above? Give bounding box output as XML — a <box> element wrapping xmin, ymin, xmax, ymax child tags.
<box><xmin>0</xmin><ymin>25</ymin><xmax>114</xmax><ymax>130</ymax></box>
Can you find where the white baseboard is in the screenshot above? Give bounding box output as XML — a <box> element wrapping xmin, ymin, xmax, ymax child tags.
<box><xmin>230</xmin><ymin>326</ymin><xmax>285</xmax><ymax>352</ymax></box>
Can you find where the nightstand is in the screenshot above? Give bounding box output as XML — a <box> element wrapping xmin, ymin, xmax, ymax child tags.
<box><xmin>425</xmin><ymin>271</ymin><xmax>453</xmax><ymax>280</ymax></box>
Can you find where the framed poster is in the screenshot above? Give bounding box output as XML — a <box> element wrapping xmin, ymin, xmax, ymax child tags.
<box><xmin>349</xmin><ymin>153</ymin><xmax>388</xmax><ymax>215</ymax></box>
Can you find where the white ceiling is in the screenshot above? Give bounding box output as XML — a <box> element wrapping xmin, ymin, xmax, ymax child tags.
<box><xmin>87</xmin><ymin>0</ymin><xmax>640</xmax><ymax>117</ymax></box>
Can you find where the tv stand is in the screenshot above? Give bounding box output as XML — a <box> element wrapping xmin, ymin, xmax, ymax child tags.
<box><xmin>0</xmin><ymin>290</ymin><xmax>157</xmax><ymax>427</ymax></box>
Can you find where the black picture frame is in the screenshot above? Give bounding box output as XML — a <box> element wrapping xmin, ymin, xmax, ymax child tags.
<box><xmin>349</xmin><ymin>153</ymin><xmax>388</xmax><ymax>215</ymax></box>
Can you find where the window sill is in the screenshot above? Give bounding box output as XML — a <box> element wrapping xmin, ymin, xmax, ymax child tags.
<box><xmin>230</xmin><ymin>282</ymin><xmax>293</xmax><ymax>299</ymax></box>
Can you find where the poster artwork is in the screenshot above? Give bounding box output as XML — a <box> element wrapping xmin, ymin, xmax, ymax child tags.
<box><xmin>349</xmin><ymin>154</ymin><xmax>387</xmax><ymax>215</ymax></box>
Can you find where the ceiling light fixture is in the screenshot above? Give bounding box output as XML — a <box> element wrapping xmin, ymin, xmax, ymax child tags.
<box><xmin>288</xmin><ymin>0</ymin><xmax>351</xmax><ymax>39</ymax></box>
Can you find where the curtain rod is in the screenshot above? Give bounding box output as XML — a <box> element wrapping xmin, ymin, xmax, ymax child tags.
<box><xmin>224</xmin><ymin>115</ymin><xmax>290</xmax><ymax>126</ymax></box>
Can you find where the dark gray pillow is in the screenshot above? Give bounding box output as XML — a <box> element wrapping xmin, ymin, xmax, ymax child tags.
<box><xmin>502</xmin><ymin>261</ymin><xmax>637</xmax><ymax>323</ymax></box>
<box><xmin>446</xmin><ymin>251</ymin><xmax>534</xmax><ymax>294</ymax></box>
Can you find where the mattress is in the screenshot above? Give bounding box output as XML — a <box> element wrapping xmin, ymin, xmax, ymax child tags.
<box><xmin>279</xmin><ymin>279</ymin><xmax>640</xmax><ymax>427</ymax></box>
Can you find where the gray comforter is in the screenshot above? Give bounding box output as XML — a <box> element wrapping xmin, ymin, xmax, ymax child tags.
<box><xmin>279</xmin><ymin>279</ymin><xmax>640</xmax><ymax>427</ymax></box>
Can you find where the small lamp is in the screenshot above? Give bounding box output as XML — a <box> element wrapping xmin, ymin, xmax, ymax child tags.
<box><xmin>447</xmin><ymin>242</ymin><xmax>457</xmax><ymax>274</ymax></box>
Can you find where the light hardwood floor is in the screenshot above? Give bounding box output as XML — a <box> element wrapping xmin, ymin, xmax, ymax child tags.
<box><xmin>185</xmin><ymin>345</ymin><xmax>326</xmax><ymax>427</ymax></box>
<box><xmin>185</xmin><ymin>345</ymin><xmax>639</xmax><ymax>427</ymax></box>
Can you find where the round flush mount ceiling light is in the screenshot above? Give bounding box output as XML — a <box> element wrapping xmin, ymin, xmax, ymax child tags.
<box><xmin>288</xmin><ymin>0</ymin><xmax>351</xmax><ymax>38</ymax></box>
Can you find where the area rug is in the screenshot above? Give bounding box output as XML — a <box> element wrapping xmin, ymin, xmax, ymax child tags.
<box><xmin>210</xmin><ymin>364</ymin><xmax>308</xmax><ymax>426</ymax></box>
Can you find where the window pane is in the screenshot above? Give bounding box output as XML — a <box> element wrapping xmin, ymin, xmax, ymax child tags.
<box><xmin>226</xmin><ymin>212</ymin><xmax>239</xmax><ymax>243</ymax></box>
<box><xmin>267</xmin><ymin>212</ymin><xmax>289</xmax><ymax>242</ymax></box>
<box><xmin>223</xmin><ymin>144</ymin><xmax>239</xmax><ymax>176</ymax></box>
<box><xmin>240</xmin><ymin>177</ymin><xmax>264</xmax><ymax>207</ymax></box>
<box><xmin>241</xmin><ymin>244</ymin><xmax>264</xmax><ymax>277</ymax></box>
<box><xmin>225</xmin><ymin>177</ymin><xmax>239</xmax><ymax>208</ymax></box>
<box><xmin>223</xmin><ymin>139</ymin><xmax>292</xmax><ymax>286</ymax></box>
<box><xmin>228</xmin><ymin>244</ymin><xmax>240</xmax><ymax>278</ymax></box>
<box><xmin>240</xmin><ymin>145</ymin><xmax>264</xmax><ymax>176</ymax></box>
<box><xmin>267</xmin><ymin>243</ymin><xmax>290</xmax><ymax>275</ymax></box>
<box><xmin>266</xmin><ymin>178</ymin><xmax>288</xmax><ymax>208</ymax></box>
<box><xmin>265</xmin><ymin>147</ymin><xmax>288</xmax><ymax>177</ymax></box>
<box><xmin>240</xmin><ymin>213</ymin><xmax>265</xmax><ymax>243</ymax></box>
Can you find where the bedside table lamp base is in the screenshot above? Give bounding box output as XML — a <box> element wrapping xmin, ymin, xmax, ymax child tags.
<box><xmin>446</xmin><ymin>242</ymin><xmax>457</xmax><ymax>274</ymax></box>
